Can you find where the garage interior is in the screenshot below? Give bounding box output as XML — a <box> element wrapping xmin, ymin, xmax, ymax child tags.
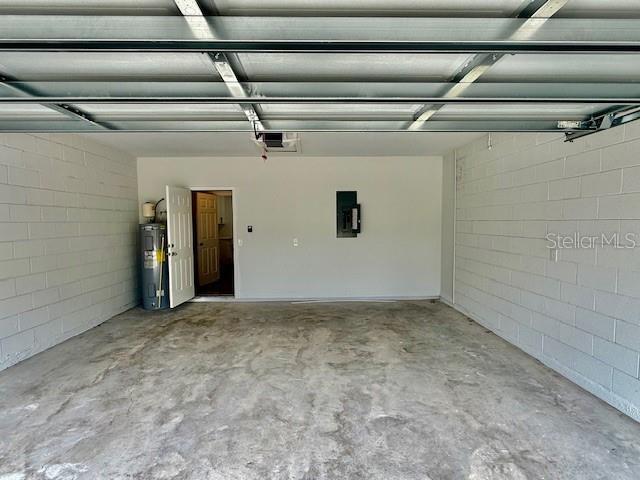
<box><xmin>1</xmin><ymin>1</ymin><xmax>640</xmax><ymax>479</ymax></box>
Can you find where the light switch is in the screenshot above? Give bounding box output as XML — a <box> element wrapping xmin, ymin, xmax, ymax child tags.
<box><xmin>293</xmin><ymin>238</ymin><xmax>299</xmax><ymax>247</ymax></box>
<box><xmin>238</xmin><ymin>239</ymin><xmax>244</xmax><ymax>247</ymax></box>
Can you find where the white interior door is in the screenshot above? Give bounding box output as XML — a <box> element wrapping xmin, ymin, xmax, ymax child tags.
<box><xmin>166</xmin><ymin>185</ymin><xmax>195</xmax><ymax>307</ymax></box>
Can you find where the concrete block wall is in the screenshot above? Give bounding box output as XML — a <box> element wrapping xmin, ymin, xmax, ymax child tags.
<box><xmin>450</xmin><ymin>124</ymin><xmax>640</xmax><ymax>421</ymax></box>
<box><xmin>0</xmin><ymin>134</ymin><xmax>138</xmax><ymax>371</ymax></box>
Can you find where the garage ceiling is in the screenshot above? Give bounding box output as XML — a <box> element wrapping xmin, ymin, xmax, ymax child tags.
<box><xmin>0</xmin><ymin>0</ymin><xmax>639</xmax><ymax>139</ymax></box>
<box><xmin>80</xmin><ymin>131</ymin><xmax>485</xmax><ymax>157</ymax></box>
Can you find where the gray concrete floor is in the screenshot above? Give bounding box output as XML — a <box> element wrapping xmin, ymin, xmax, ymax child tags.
<box><xmin>1</xmin><ymin>301</ymin><xmax>639</xmax><ymax>480</ymax></box>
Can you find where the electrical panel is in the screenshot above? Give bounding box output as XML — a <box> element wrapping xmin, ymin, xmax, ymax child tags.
<box><xmin>336</xmin><ymin>191</ymin><xmax>361</xmax><ymax>238</ymax></box>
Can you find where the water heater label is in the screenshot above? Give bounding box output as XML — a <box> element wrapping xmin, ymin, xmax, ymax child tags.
<box><xmin>144</xmin><ymin>251</ymin><xmax>157</xmax><ymax>269</ymax></box>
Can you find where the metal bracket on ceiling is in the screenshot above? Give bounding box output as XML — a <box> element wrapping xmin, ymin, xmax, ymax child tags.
<box><xmin>49</xmin><ymin>104</ymin><xmax>109</xmax><ymax>129</ymax></box>
<box><xmin>600</xmin><ymin>112</ymin><xmax>616</xmax><ymax>130</ymax></box>
<box><xmin>563</xmin><ymin>107</ymin><xmax>640</xmax><ymax>142</ymax></box>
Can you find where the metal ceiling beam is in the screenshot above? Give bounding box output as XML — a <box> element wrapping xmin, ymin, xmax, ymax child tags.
<box><xmin>174</xmin><ymin>0</ymin><xmax>205</xmax><ymax>16</ymax></box>
<box><xmin>516</xmin><ymin>0</ymin><xmax>563</xmax><ymax>18</ymax></box>
<box><xmin>409</xmin><ymin>0</ymin><xmax>569</xmax><ymax>130</ymax></box>
<box><xmin>0</xmin><ymin>16</ymin><xmax>638</xmax><ymax>53</ymax></box>
<box><xmin>0</xmin><ymin>120</ymin><xmax>112</xmax><ymax>132</ymax></box>
<box><xmin>0</xmin><ymin>73</ymin><xmax>110</xmax><ymax>130</ymax></box>
<box><xmin>1</xmin><ymin>81</ymin><xmax>638</xmax><ymax>101</ymax></box>
<box><xmin>0</xmin><ymin>119</ymin><xmax>565</xmax><ymax>133</ymax></box>
<box><xmin>173</xmin><ymin>0</ymin><xmax>265</xmax><ymax>131</ymax></box>
<box><xmin>209</xmin><ymin>52</ymin><xmax>264</xmax><ymax>131</ymax></box>
<box><xmin>0</xmin><ymin>97</ymin><xmax>637</xmax><ymax>105</ymax></box>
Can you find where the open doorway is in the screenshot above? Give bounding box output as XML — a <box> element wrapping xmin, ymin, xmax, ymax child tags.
<box><xmin>192</xmin><ymin>190</ymin><xmax>235</xmax><ymax>296</ymax></box>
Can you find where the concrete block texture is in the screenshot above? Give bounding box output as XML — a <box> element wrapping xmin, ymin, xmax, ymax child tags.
<box><xmin>450</xmin><ymin>125</ymin><xmax>640</xmax><ymax>421</ymax></box>
<box><xmin>0</xmin><ymin>134</ymin><xmax>138</xmax><ymax>371</ymax></box>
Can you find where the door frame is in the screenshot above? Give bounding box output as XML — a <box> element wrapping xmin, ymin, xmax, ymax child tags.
<box><xmin>190</xmin><ymin>186</ymin><xmax>239</xmax><ymax>298</ymax></box>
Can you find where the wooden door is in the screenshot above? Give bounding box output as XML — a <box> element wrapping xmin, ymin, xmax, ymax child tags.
<box><xmin>166</xmin><ymin>185</ymin><xmax>195</xmax><ymax>308</ymax></box>
<box><xmin>195</xmin><ymin>192</ymin><xmax>220</xmax><ymax>286</ymax></box>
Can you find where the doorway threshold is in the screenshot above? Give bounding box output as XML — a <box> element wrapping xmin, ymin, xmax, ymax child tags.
<box><xmin>191</xmin><ymin>296</ymin><xmax>236</xmax><ymax>302</ymax></box>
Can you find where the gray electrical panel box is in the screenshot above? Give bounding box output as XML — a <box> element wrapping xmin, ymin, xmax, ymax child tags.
<box><xmin>336</xmin><ymin>191</ymin><xmax>361</xmax><ymax>238</ymax></box>
<box><xmin>139</xmin><ymin>223</ymin><xmax>169</xmax><ymax>310</ymax></box>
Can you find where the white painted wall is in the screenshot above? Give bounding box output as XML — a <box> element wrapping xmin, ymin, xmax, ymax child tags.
<box><xmin>0</xmin><ymin>133</ymin><xmax>139</xmax><ymax>371</ymax></box>
<box><xmin>445</xmin><ymin>126</ymin><xmax>640</xmax><ymax>422</ymax></box>
<box><xmin>138</xmin><ymin>155</ymin><xmax>442</xmax><ymax>299</ymax></box>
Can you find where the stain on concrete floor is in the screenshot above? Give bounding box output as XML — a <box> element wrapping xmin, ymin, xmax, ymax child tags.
<box><xmin>0</xmin><ymin>301</ymin><xmax>639</xmax><ymax>479</ymax></box>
